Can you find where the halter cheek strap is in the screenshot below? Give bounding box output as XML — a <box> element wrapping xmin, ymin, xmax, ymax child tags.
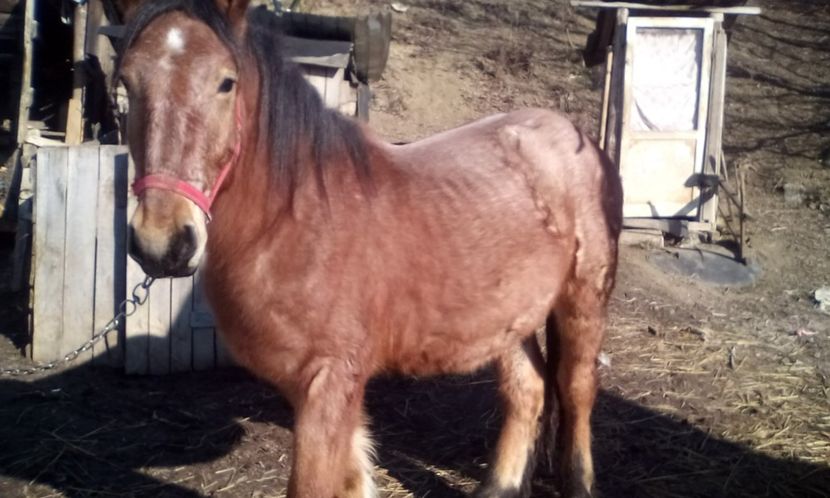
<box><xmin>131</xmin><ymin>99</ymin><xmax>244</xmax><ymax>221</ymax></box>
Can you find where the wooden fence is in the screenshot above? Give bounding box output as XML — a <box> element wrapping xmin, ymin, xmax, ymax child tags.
<box><xmin>33</xmin><ymin>146</ymin><xmax>128</xmax><ymax>366</ymax></box>
<box><xmin>33</xmin><ymin>145</ymin><xmax>233</xmax><ymax>373</ymax></box>
<box><xmin>31</xmin><ymin>57</ymin><xmax>362</xmax><ymax>373</ymax></box>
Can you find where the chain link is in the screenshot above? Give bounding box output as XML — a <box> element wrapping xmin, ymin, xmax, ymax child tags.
<box><xmin>0</xmin><ymin>276</ymin><xmax>155</xmax><ymax>377</ymax></box>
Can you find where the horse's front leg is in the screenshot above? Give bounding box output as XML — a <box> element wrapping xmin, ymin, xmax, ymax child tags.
<box><xmin>288</xmin><ymin>360</ymin><xmax>374</xmax><ymax>498</ymax></box>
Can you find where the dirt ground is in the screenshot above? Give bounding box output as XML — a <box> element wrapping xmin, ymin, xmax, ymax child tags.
<box><xmin>1</xmin><ymin>0</ymin><xmax>829</xmax><ymax>497</ymax></box>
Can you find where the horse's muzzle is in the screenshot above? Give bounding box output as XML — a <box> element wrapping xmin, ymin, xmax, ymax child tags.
<box><xmin>128</xmin><ymin>224</ymin><xmax>199</xmax><ymax>278</ymax></box>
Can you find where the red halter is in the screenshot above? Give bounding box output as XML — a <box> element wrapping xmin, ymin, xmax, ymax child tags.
<box><xmin>132</xmin><ymin>99</ymin><xmax>244</xmax><ymax>221</ymax></box>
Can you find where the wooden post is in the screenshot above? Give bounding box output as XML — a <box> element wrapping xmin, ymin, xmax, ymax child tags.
<box><xmin>603</xmin><ymin>8</ymin><xmax>627</xmax><ymax>162</ymax></box>
<box><xmin>599</xmin><ymin>48</ymin><xmax>613</xmax><ymax>149</ymax></box>
<box><xmin>66</xmin><ymin>2</ymin><xmax>88</xmax><ymax>145</ymax></box>
<box><xmin>16</xmin><ymin>0</ymin><xmax>34</xmax><ymax>144</ymax></box>
<box><xmin>702</xmin><ymin>19</ymin><xmax>727</xmax><ymax>236</ymax></box>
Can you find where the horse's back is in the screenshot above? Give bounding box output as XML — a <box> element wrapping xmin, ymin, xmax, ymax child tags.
<box><xmin>386</xmin><ymin>107</ymin><xmax>621</xmax><ymax>246</ymax></box>
<box><xmin>354</xmin><ymin>109</ymin><xmax>621</xmax><ymax>374</ymax></box>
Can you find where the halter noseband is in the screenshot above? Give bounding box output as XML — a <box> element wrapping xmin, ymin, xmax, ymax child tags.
<box><xmin>131</xmin><ymin>99</ymin><xmax>244</xmax><ymax>221</ymax></box>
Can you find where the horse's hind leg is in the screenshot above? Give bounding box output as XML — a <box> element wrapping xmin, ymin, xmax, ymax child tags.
<box><xmin>549</xmin><ymin>282</ymin><xmax>609</xmax><ymax>498</ymax></box>
<box><xmin>476</xmin><ymin>336</ymin><xmax>545</xmax><ymax>498</ymax></box>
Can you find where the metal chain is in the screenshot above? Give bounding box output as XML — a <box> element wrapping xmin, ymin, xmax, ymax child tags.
<box><xmin>0</xmin><ymin>276</ymin><xmax>155</xmax><ymax>377</ymax></box>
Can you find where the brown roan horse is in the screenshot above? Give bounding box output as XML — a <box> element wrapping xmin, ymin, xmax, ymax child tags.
<box><xmin>122</xmin><ymin>1</ymin><xmax>623</xmax><ymax>497</ymax></box>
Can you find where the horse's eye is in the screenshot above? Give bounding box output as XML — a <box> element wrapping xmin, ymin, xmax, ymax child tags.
<box><xmin>218</xmin><ymin>77</ymin><xmax>236</xmax><ymax>93</ymax></box>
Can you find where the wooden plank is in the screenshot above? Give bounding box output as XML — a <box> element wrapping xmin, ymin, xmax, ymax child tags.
<box><xmin>324</xmin><ymin>67</ymin><xmax>343</xmax><ymax>110</ymax></box>
<box><xmin>569</xmin><ymin>1</ymin><xmax>761</xmax><ymax>15</ymax></box>
<box><xmin>192</xmin><ymin>270</ymin><xmax>215</xmax><ymax>370</ymax></box>
<box><xmin>303</xmin><ymin>65</ymin><xmax>328</xmax><ymax>103</ymax></box>
<box><xmin>603</xmin><ymin>8</ymin><xmax>627</xmax><ymax>160</ymax></box>
<box><xmin>84</xmin><ymin>0</ymin><xmax>105</xmax><ymax>56</ymax></box>
<box><xmin>61</xmin><ymin>146</ymin><xmax>99</xmax><ymax>361</ymax></box>
<box><xmin>692</xmin><ymin>20</ymin><xmax>715</xmax><ymax>222</ymax></box>
<box><xmin>125</xmin><ymin>155</ymin><xmax>149</xmax><ymax>374</ymax></box>
<box><xmin>32</xmin><ymin>148</ymin><xmax>69</xmax><ymax>362</ymax></box>
<box><xmin>148</xmin><ymin>278</ymin><xmax>172</xmax><ymax>375</ymax></box>
<box><xmin>65</xmin><ymin>3</ymin><xmax>88</xmax><ymax>145</ymax></box>
<box><xmin>284</xmin><ymin>36</ymin><xmax>352</xmax><ymax>68</ymax></box>
<box><xmin>93</xmin><ymin>146</ymin><xmax>127</xmax><ymax>366</ymax></box>
<box><xmin>599</xmin><ymin>48</ymin><xmax>613</xmax><ymax>148</ymax></box>
<box><xmin>338</xmin><ymin>79</ymin><xmax>357</xmax><ymax>116</ymax></box>
<box><xmin>169</xmin><ymin>275</ymin><xmax>193</xmax><ymax>372</ymax></box>
<box><xmin>16</xmin><ymin>0</ymin><xmax>34</xmax><ymax>144</ymax></box>
<box><xmin>701</xmin><ymin>22</ymin><xmax>727</xmax><ymax>233</ymax></box>
<box><xmin>623</xmin><ymin>218</ymin><xmax>688</xmax><ymax>237</ymax></box>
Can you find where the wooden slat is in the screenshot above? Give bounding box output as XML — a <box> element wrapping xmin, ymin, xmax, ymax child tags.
<box><xmin>61</xmin><ymin>146</ymin><xmax>99</xmax><ymax>361</ymax></box>
<box><xmin>701</xmin><ymin>22</ymin><xmax>727</xmax><ymax>232</ymax></box>
<box><xmin>125</xmin><ymin>156</ymin><xmax>149</xmax><ymax>375</ymax></box>
<box><xmin>569</xmin><ymin>1</ymin><xmax>761</xmax><ymax>15</ymax></box>
<box><xmin>65</xmin><ymin>3</ymin><xmax>88</xmax><ymax>145</ymax></box>
<box><xmin>32</xmin><ymin>148</ymin><xmax>68</xmax><ymax>362</ymax></box>
<box><xmin>92</xmin><ymin>147</ymin><xmax>116</xmax><ymax>363</ymax></box>
<box><xmin>148</xmin><ymin>278</ymin><xmax>171</xmax><ymax>375</ymax></box>
<box><xmin>93</xmin><ymin>147</ymin><xmax>129</xmax><ymax>365</ymax></box>
<box><xmin>16</xmin><ymin>0</ymin><xmax>34</xmax><ymax>144</ymax></box>
<box><xmin>609</xmin><ymin>8</ymin><xmax>627</xmax><ymax>160</ymax></box>
<box><xmin>599</xmin><ymin>48</ymin><xmax>613</xmax><ymax>148</ymax></box>
<box><xmin>323</xmin><ymin>67</ymin><xmax>343</xmax><ymax>110</ymax></box>
<box><xmin>303</xmin><ymin>65</ymin><xmax>328</xmax><ymax>104</ymax></box>
<box><xmin>192</xmin><ymin>271</ymin><xmax>215</xmax><ymax>371</ymax></box>
<box><xmin>169</xmin><ymin>275</ymin><xmax>193</xmax><ymax>372</ymax></box>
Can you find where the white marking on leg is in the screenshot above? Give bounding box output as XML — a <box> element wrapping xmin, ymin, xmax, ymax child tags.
<box><xmin>166</xmin><ymin>28</ymin><xmax>186</xmax><ymax>53</ymax></box>
<box><xmin>352</xmin><ymin>425</ymin><xmax>377</xmax><ymax>498</ymax></box>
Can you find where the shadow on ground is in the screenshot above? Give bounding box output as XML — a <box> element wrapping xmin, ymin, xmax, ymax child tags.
<box><xmin>0</xmin><ymin>341</ymin><xmax>828</xmax><ymax>498</ymax></box>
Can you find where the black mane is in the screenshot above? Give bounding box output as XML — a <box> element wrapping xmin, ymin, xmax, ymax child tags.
<box><xmin>119</xmin><ymin>1</ymin><xmax>370</xmax><ymax>205</ymax></box>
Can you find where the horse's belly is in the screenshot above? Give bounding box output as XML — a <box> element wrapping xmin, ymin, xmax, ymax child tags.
<box><xmin>388</xmin><ymin>279</ymin><xmax>558</xmax><ymax>376</ymax></box>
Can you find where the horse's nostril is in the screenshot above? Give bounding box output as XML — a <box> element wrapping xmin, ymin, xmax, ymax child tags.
<box><xmin>166</xmin><ymin>225</ymin><xmax>198</xmax><ymax>272</ymax></box>
<box><xmin>128</xmin><ymin>225</ymin><xmax>144</xmax><ymax>264</ymax></box>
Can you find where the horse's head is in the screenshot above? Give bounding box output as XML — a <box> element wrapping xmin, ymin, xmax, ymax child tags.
<box><xmin>122</xmin><ymin>0</ymin><xmax>250</xmax><ymax>277</ymax></box>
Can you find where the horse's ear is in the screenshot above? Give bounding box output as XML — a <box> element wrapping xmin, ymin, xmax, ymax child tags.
<box><xmin>216</xmin><ymin>0</ymin><xmax>250</xmax><ymax>33</ymax></box>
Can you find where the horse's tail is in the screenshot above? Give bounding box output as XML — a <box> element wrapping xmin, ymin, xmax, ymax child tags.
<box><xmin>541</xmin><ymin>312</ymin><xmax>561</xmax><ymax>474</ymax></box>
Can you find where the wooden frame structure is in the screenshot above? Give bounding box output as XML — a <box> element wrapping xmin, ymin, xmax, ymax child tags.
<box><xmin>572</xmin><ymin>1</ymin><xmax>760</xmax><ymax>239</ymax></box>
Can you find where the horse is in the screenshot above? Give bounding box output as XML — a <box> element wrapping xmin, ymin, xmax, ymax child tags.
<box><xmin>121</xmin><ymin>1</ymin><xmax>623</xmax><ymax>497</ymax></box>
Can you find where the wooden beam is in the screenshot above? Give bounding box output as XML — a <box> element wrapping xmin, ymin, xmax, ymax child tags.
<box><xmin>66</xmin><ymin>3</ymin><xmax>88</xmax><ymax>145</ymax></box>
<box><xmin>32</xmin><ymin>148</ymin><xmax>69</xmax><ymax>362</ymax></box>
<box><xmin>93</xmin><ymin>146</ymin><xmax>128</xmax><ymax>366</ymax></box>
<box><xmin>701</xmin><ymin>21</ymin><xmax>728</xmax><ymax>233</ymax></box>
<box><xmin>570</xmin><ymin>1</ymin><xmax>761</xmax><ymax>15</ymax></box>
<box><xmin>603</xmin><ymin>8</ymin><xmax>627</xmax><ymax>161</ymax></box>
<box><xmin>16</xmin><ymin>0</ymin><xmax>34</xmax><ymax>144</ymax></box>
<box><xmin>623</xmin><ymin>218</ymin><xmax>688</xmax><ymax>238</ymax></box>
<box><xmin>170</xmin><ymin>275</ymin><xmax>193</xmax><ymax>372</ymax></box>
<box><xmin>61</xmin><ymin>147</ymin><xmax>99</xmax><ymax>362</ymax></box>
<box><xmin>125</xmin><ymin>155</ymin><xmax>150</xmax><ymax>375</ymax></box>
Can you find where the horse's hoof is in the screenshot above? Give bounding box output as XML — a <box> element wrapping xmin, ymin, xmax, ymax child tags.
<box><xmin>562</xmin><ymin>481</ymin><xmax>594</xmax><ymax>498</ymax></box>
<box><xmin>472</xmin><ymin>482</ymin><xmax>523</xmax><ymax>498</ymax></box>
